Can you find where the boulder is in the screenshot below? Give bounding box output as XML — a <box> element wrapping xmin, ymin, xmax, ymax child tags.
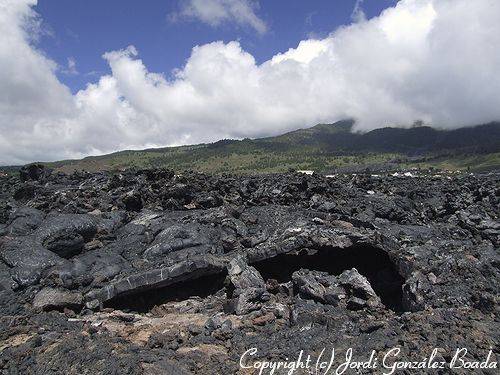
<box><xmin>292</xmin><ymin>269</ymin><xmax>345</xmax><ymax>306</ymax></box>
<box><xmin>227</xmin><ymin>257</ymin><xmax>265</xmax><ymax>290</ymax></box>
<box><xmin>226</xmin><ymin>257</ymin><xmax>267</xmax><ymax>315</ymax></box>
<box><xmin>33</xmin><ymin>287</ymin><xmax>83</xmax><ymax>311</ymax></box>
<box><xmin>230</xmin><ymin>288</ymin><xmax>267</xmax><ymax>315</ymax></box>
<box><xmin>35</xmin><ymin>214</ymin><xmax>99</xmax><ymax>258</ymax></box>
<box><xmin>6</xmin><ymin>207</ymin><xmax>45</xmax><ymax>236</ymax></box>
<box><xmin>0</xmin><ymin>237</ymin><xmax>67</xmax><ymax>287</ymax></box>
<box><xmin>19</xmin><ymin>163</ymin><xmax>52</xmax><ymax>182</ymax></box>
<box><xmin>338</xmin><ymin>268</ymin><xmax>381</xmax><ymax>307</ymax></box>
<box><xmin>122</xmin><ymin>191</ymin><xmax>143</xmax><ymax>212</ymax></box>
<box><xmin>292</xmin><ymin>268</ymin><xmax>381</xmax><ymax>310</ymax></box>
<box><xmin>143</xmin><ymin>223</ymin><xmax>214</xmax><ymax>259</ymax></box>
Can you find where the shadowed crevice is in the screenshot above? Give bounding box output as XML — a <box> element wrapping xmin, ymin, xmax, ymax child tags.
<box><xmin>251</xmin><ymin>244</ymin><xmax>406</xmax><ymax>312</ymax></box>
<box><xmin>103</xmin><ymin>271</ymin><xmax>228</xmax><ymax>313</ymax></box>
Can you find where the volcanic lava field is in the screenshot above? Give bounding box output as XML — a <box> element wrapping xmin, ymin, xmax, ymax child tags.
<box><xmin>0</xmin><ymin>165</ymin><xmax>498</xmax><ymax>374</ymax></box>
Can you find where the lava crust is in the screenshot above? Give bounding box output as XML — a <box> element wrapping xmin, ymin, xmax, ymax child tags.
<box><xmin>0</xmin><ymin>166</ymin><xmax>498</xmax><ymax>374</ymax></box>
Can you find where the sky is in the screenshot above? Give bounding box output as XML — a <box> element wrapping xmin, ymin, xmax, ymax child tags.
<box><xmin>1</xmin><ymin>0</ymin><xmax>499</xmax><ymax>165</ymax></box>
<box><xmin>34</xmin><ymin>0</ymin><xmax>395</xmax><ymax>94</ymax></box>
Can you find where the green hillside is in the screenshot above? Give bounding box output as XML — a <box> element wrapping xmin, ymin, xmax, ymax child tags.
<box><xmin>12</xmin><ymin>120</ymin><xmax>500</xmax><ymax>174</ymax></box>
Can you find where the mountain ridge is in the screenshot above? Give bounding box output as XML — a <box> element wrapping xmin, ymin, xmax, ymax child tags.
<box><xmin>3</xmin><ymin>121</ymin><xmax>500</xmax><ymax>174</ymax></box>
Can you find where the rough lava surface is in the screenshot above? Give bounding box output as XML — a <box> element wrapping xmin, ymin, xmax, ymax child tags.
<box><xmin>0</xmin><ymin>165</ymin><xmax>498</xmax><ymax>374</ymax></box>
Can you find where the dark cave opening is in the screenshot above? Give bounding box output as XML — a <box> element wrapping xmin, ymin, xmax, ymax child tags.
<box><xmin>251</xmin><ymin>245</ymin><xmax>405</xmax><ymax>312</ymax></box>
<box><xmin>103</xmin><ymin>271</ymin><xmax>228</xmax><ymax>313</ymax></box>
<box><xmin>103</xmin><ymin>246</ymin><xmax>405</xmax><ymax>314</ymax></box>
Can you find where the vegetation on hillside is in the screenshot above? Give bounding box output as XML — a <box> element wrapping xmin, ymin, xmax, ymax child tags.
<box><xmin>3</xmin><ymin>121</ymin><xmax>499</xmax><ymax>175</ymax></box>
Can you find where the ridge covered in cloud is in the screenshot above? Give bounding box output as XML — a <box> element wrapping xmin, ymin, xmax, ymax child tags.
<box><xmin>0</xmin><ymin>0</ymin><xmax>499</xmax><ymax>164</ymax></box>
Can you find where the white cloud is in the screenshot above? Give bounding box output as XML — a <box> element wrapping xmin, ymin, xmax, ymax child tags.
<box><xmin>170</xmin><ymin>0</ymin><xmax>267</xmax><ymax>35</ymax></box>
<box><xmin>0</xmin><ymin>0</ymin><xmax>500</xmax><ymax>164</ymax></box>
<box><xmin>351</xmin><ymin>0</ymin><xmax>366</xmax><ymax>23</ymax></box>
<box><xmin>61</xmin><ymin>57</ymin><xmax>78</xmax><ymax>75</ymax></box>
<box><xmin>271</xmin><ymin>40</ymin><xmax>329</xmax><ymax>65</ymax></box>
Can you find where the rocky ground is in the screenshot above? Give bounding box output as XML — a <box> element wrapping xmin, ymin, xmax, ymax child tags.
<box><xmin>0</xmin><ymin>164</ymin><xmax>498</xmax><ymax>374</ymax></box>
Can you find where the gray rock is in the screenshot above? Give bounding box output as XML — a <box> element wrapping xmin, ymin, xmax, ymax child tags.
<box><xmin>6</xmin><ymin>207</ymin><xmax>45</xmax><ymax>236</ymax></box>
<box><xmin>0</xmin><ymin>237</ymin><xmax>67</xmax><ymax>287</ymax></box>
<box><xmin>292</xmin><ymin>268</ymin><xmax>381</xmax><ymax>309</ymax></box>
<box><xmin>338</xmin><ymin>268</ymin><xmax>381</xmax><ymax>307</ymax></box>
<box><xmin>227</xmin><ymin>256</ymin><xmax>265</xmax><ymax>291</ymax></box>
<box><xmin>0</xmin><ymin>168</ymin><xmax>499</xmax><ymax>374</ymax></box>
<box><xmin>19</xmin><ymin>163</ymin><xmax>51</xmax><ymax>182</ymax></box>
<box><xmin>33</xmin><ymin>287</ymin><xmax>83</xmax><ymax>310</ymax></box>
<box><xmin>226</xmin><ymin>257</ymin><xmax>267</xmax><ymax>315</ymax></box>
<box><xmin>35</xmin><ymin>214</ymin><xmax>99</xmax><ymax>258</ymax></box>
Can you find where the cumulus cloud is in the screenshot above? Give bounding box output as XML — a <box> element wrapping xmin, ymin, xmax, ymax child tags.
<box><xmin>0</xmin><ymin>0</ymin><xmax>499</xmax><ymax>164</ymax></box>
<box><xmin>169</xmin><ymin>0</ymin><xmax>267</xmax><ymax>35</ymax></box>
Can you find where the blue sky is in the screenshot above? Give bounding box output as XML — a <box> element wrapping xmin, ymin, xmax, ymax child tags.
<box><xmin>35</xmin><ymin>0</ymin><xmax>395</xmax><ymax>93</ymax></box>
